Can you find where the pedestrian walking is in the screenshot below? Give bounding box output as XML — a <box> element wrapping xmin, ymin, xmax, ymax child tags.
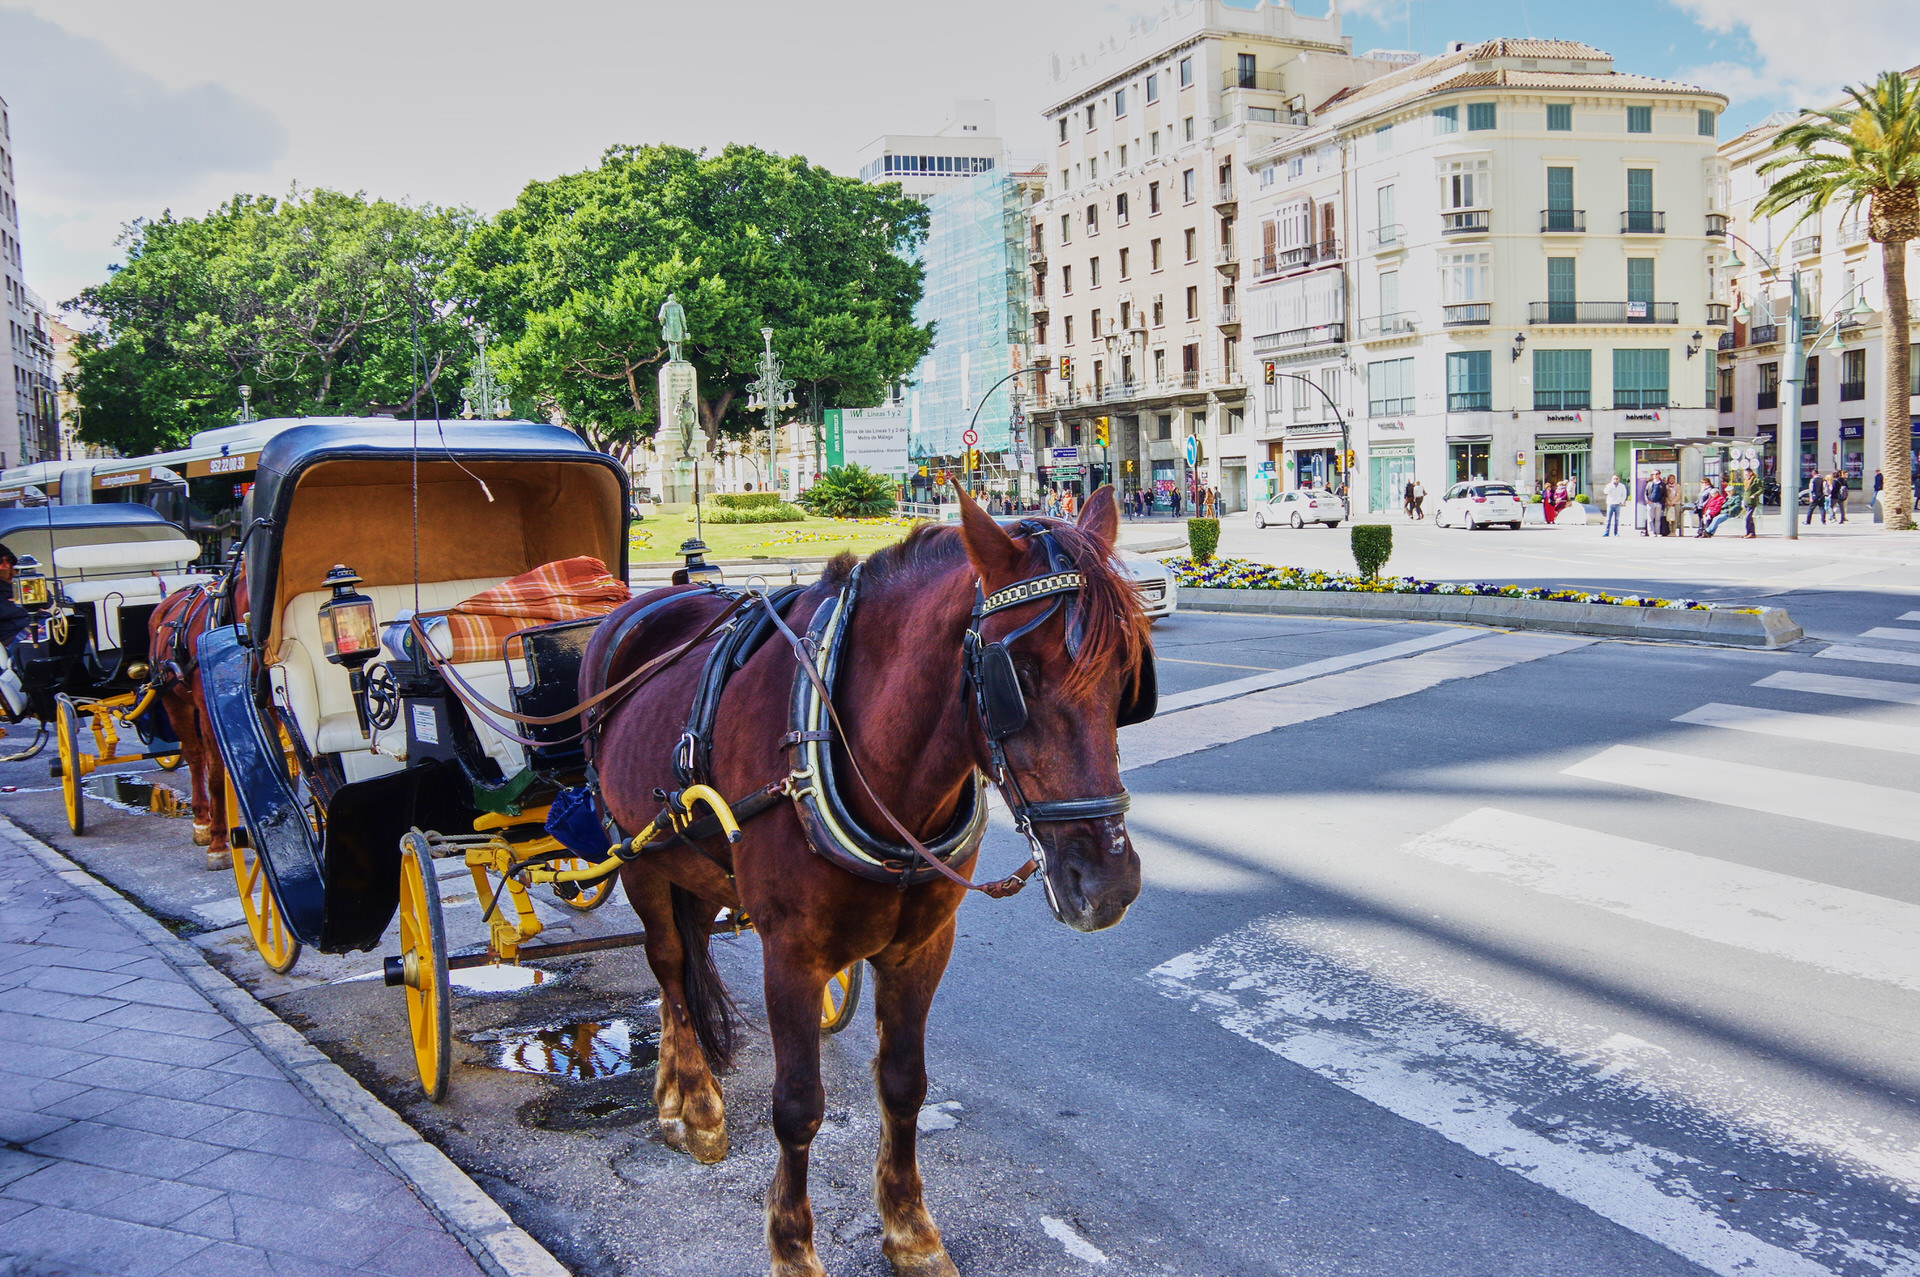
<box><xmin>1403</xmin><ymin>479</ymin><xmax>1416</xmax><ymax>518</ymax></box>
<box><xmin>1603</xmin><ymin>473</ymin><xmax>1628</xmax><ymax>536</ymax></box>
<box><xmin>1411</xmin><ymin>478</ymin><xmax>1427</xmax><ymax>520</ymax></box>
<box><xmin>1831</xmin><ymin>470</ymin><xmax>1849</xmax><ymax>523</ymax></box>
<box><xmin>1806</xmin><ymin>472</ymin><xmax>1828</xmax><ymax>525</ymax></box>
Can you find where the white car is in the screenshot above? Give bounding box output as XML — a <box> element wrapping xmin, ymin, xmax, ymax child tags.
<box><xmin>1253</xmin><ymin>488</ymin><xmax>1346</xmax><ymax>529</ymax></box>
<box><xmin>1436</xmin><ymin>481</ymin><xmax>1524</xmax><ymax>529</ymax></box>
<box><xmin>1117</xmin><ymin>551</ymin><xmax>1177</xmax><ymax>621</ymax></box>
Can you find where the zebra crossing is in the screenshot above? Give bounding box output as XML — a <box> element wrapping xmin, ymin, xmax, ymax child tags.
<box><xmin>1143</xmin><ymin>613</ymin><xmax>1920</xmax><ymax>1277</ymax></box>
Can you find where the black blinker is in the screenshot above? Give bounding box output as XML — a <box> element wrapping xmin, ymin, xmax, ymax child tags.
<box><xmin>979</xmin><ymin>642</ymin><xmax>1028</xmax><ymax>739</ymax></box>
<box><xmin>1117</xmin><ymin>647</ymin><xmax>1158</xmax><ymax>727</ymax></box>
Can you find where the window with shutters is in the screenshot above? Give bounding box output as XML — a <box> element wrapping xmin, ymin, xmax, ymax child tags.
<box><xmin>1532</xmin><ymin>349</ymin><xmax>1591</xmax><ymax>409</ymax></box>
<box><xmin>1547</xmin><ymin>104</ymin><xmax>1572</xmax><ymax>131</ymax></box>
<box><xmin>1613</xmin><ymin>348</ymin><xmax>1669</xmax><ymax>409</ymax></box>
<box><xmin>1627</xmin><ymin>105</ymin><xmax>1652</xmax><ymax>134</ymax></box>
<box><xmin>1432</xmin><ymin>105</ymin><xmax>1458</xmax><ymax>134</ymax></box>
<box><xmin>1367</xmin><ymin>357</ymin><xmax>1415</xmax><ymax>416</ymax></box>
<box><xmin>1547</xmin><ymin>258</ymin><xmax>1576</xmax><ymax>321</ymax></box>
<box><xmin>1467</xmin><ymin>102</ymin><xmax>1497</xmax><ymax>130</ymax></box>
<box><xmin>1698</xmin><ymin>109</ymin><xmax>1716</xmax><ymax>137</ymax></box>
<box><xmin>1447</xmin><ymin>350</ymin><xmax>1492</xmax><ymax>411</ymax></box>
<box><xmin>1627</xmin><ymin>169</ymin><xmax>1654</xmax><ymax>211</ymax></box>
<box><xmin>1627</xmin><ymin>259</ymin><xmax>1655</xmax><ymax>311</ymax></box>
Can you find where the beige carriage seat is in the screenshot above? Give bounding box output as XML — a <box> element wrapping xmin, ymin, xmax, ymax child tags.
<box><xmin>272</xmin><ymin>578</ymin><xmax>530</xmax><ymax>778</ymax></box>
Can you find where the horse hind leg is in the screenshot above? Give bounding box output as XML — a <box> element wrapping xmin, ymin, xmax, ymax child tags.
<box><xmin>627</xmin><ymin>867</ymin><xmax>730</xmax><ymax>1163</ymax></box>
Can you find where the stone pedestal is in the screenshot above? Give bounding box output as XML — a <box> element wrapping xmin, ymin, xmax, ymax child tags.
<box><xmin>657</xmin><ymin>359</ymin><xmax>710</xmax><ymax>506</ymax></box>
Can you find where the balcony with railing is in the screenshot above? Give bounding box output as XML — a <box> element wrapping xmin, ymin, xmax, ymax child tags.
<box><xmin>1749</xmin><ymin>323</ymin><xmax>1779</xmax><ymax>344</ymax></box>
<box><xmin>1259</xmin><ymin>240</ymin><xmax>1342</xmax><ymax>277</ymax></box>
<box><xmin>1216</xmin><ymin>303</ymin><xmax>1239</xmax><ymax>327</ymax></box>
<box><xmin>1706</xmin><ymin>303</ymin><xmax>1729</xmax><ymax>326</ymax></box>
<box><xmin>1620</xmin><ymin>210</ymin><xmax>1666</xmax><ymax>234</ymax></box>
<box><xmin>1441</xmin><ymin>210</ymin><xmax>1491</xmax><ymax>235</ymax></box>
<box><xmin>1717</xmin><ymin>332</ymin><xmax>1735</xmax><ymax>350</ymax></box>
<box><xmin>1528</xmin><ymin>301</ymin><xmax>1678</xmax><ymax>324</ymax></box>
<box><xmin>1706</xmin><ymin>213</ymin><xmax>1729</xmax><ymax>237</ymax></box>
<box><xmin>1792</xmin><ymin>233</ymin><xmax>1823</xmax><ymax>258</ymax></box>
<box><xmin>1841</xmin><ymin>379</ymin><xmax>1867</xmax><ymax>401</ymax></box>
<box><xmin>1367</xmin><ymin>224</ymin><xmax>1406</xmax><ymax>253</ymax></box>
<box><xmin>1443</xmin><ymin>303</ymin><xmax>1491</xmax><ymax>326</ymax></box>
<box><xmin>1541</xmin><ymin>208</ymin><xmax>1586</xmax><ymax>232</ymax></box>
<box><xmin>1719</xmin><ymin>394</ymin><xmax>1733</xmax><ymax>413</ymax></box>
<box><xmin>1213</xmin><ymin>243</ymin><xmax>1239</xmax><ymax>272</ymax></box>
<box><xmin>1214</xmin><ymin>181</ymin><xmax>1237</xmax><ymax>208</ymax></box>
<box><xmin>1211</xmin><ymin>104</ymin><xmax>1310</xmax><ymax>132</ymax></box>
<box><xmin>1253</xmin><ymin>321</ymin><xmax>1345</xmax><ymax>352</ymax></box>
<box><xmin>1533</xmin><ymin>390</ymin><xmax>1592</xmax><ymax>411</ymax></box>
<box><xmin>1359</xmin><ymin>312</ymin><xmax>1417</xmax><ymax>338</ymax></box>
<box><xmin>1839</xmin><ymin>220</ymin><xmax>1870</xmax><ymax>248</ymax></box>
<box><xmin>1222</xmin><ymin>69</ymin><xmax>1287</xmax><ymax>93</ymax></box>
<box><xmin>1757</xmin><ymin>389</ymin><xmax>1779</xmax><ymax>410</ymax></box>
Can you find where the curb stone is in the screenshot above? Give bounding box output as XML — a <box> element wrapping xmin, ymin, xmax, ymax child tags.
<box><xmin>1177</xmin><ymin>586</ymin><xmax>1803</xmax><ymax>647</ymax></box>
<box><xmin>0</xmin><ymin>816</ymin><xmax>569</xmax><ymax>1277</ymax></box>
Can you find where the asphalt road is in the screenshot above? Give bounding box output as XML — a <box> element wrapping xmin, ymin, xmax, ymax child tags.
<box><xmin>7</xmin><ymin>534</ymin><xmax>1920</xmax><ymax>1277</ymax></box>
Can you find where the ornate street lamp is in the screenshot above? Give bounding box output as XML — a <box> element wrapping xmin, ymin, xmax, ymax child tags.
<box><xmin>746</xmin><ymin>327</ymin><xmax>795</xmax><ymax>495</ymax></box>
<box><xmin>237</xmin><ymin>385</ymin><xmax>255</xmax><ymax>424</ymax></box>
<box><xmin>461</xmin><ymin>326</ymin><xmax>512</xmax><ymax>420</ymax></box>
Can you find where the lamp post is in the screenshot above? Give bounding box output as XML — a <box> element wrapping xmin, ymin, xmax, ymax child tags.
<box><xmin>962</xmin><ymin>366</ymin><xmax>1051</xmax><ymax>502</ymax></box>
<box><xmin>237</xmin><ymin>385</ymin><xmax>255</xmax><ymax>425</ymax></box>
<box><xmin>1725</xmin><ymin>234</ymin><xmax>1875</xmax><ymax>539</ymax></box>
<box><xmin>460</xmin><ymin>325</ymin><xmax>511</xmax><ymax>420</ymax></box>
<box><xmin>1271</xmin><ymin>371</ymin><xmax>1349</xmax><ymax>496</ymax></box>
<box><xmin>746</xmin><ymin>327</ymin><xmax>795</xmax><ymax>497</ymax></box>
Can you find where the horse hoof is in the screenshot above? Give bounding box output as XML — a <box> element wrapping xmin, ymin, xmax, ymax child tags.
<box><xmin>205</xmin><ymin>850</ymin><xmax>232</xmax><ymax>872</ymax></box>
<box><xmin>192</xmin><ymin>824</ymin><xmax>213</xmax><ymax>847</ymax></box>
<box><xmin>685</xmin><ymin>1122</ymin><xmax>728</xmax><ymax>1164</ymax></box>
<box><xmin>768</xmin><ymin>1250</ymin><xmax>826</xmax><ymax>1277</ymax></box>
<box><xmin>884</xmin><ymin>1249</ymin><xmax>958</xmax><ymax>1277</ymax></box>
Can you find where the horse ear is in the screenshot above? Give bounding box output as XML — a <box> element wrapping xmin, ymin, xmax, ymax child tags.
<box><xmin>1077</xmin><ymin>484</ymin><xmax>1120</xmax><ymax>549</ymax></box>
<box><xmin>954</xmin><ymin>484</ymin><xmax>1025</xmax><ymax>583</ymax></box>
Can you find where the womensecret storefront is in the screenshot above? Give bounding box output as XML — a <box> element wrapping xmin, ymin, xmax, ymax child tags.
<box><xmin>1536</xmin><ymin>436</ymin><xmax>1591</xmax><ymax>497</ymax></box>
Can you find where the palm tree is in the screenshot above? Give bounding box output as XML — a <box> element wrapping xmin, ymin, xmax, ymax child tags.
<box><xmin>1757</xmin><ymin>70</ymin><xmax>1920</xmax><ymax>530</ymax></box>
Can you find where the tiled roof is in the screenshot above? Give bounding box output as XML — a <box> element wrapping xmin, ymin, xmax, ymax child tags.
<box><xmin>1462</xmin><ymin>38</ymin><xmax>1610</xmax><ymax>60</ymax></box>
<box><xmin>1430</xmin><ymin>68</ymin><xmax>1721</xmax><ymax>98</ymax></box>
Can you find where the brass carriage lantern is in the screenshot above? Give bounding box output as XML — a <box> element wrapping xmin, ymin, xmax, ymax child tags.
<box><xmin>10</xmin><ymin>555</ymin><xmax>50</xmax><ymax>609</ymax></box>
<box><xmin>316</xmin><ymin>565</ymin><xmax>380</xmax><ymax>735</ymax></box>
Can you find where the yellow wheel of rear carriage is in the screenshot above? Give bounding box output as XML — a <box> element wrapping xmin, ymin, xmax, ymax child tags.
<box><xmin>397</xmin><ymin>831</ymin><xmax>452</xmax><ymax>1102</ymax></box>
<box><xmin>155</xmin><ymin>753</ymin><xmax>182</xmax><ymax>771</ymax></box>
<box><xmin>549</xmin><ymin>858</ymin><xmax>618</xmax><ymax>911</ymax></box>
<box><xmin>55</xmin><ymin>695</ymin><xmax>85</xmax><ymax>836</ymax></box>
<box><xmin>229</xmin><ymin>773</ymin><xmax>301</xmax><ymax>974</ymax></box>
<box><xmin>820</xmin><ymin>962</ymin><xmax>864</xmax><ymax>1035</ymax></box>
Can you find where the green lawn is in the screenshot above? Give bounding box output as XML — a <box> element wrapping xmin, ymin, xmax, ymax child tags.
<box><xmin>629</xmin><ymin>514</ymin><xmax>921</xmax><ymax>564</ymax></box>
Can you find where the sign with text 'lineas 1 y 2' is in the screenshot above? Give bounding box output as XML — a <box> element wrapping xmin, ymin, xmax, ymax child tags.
<box><xmin>824</xmin><ymin>407</ymin><xmax>910</xmax><ymax>474</ymax></box>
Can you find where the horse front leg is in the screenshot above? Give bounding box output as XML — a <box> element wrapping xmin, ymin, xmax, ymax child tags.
<box><xmin>622</xmin><ymin>863</ymin><xmax>729</xmax><ymax>1162</ymax></box>
<box><xmin>762</xmin><ymin>942</ymin><xmax>829</xmax><ymax>1277</ymax></box>
<box><xmin>197</xmin><ymin>699</ymin><xmax>232</xmax><ymax>868</ymax></box>
<box><xmin>871</xmin><ymin>923</ymin><xmax>959</xmax><ymax>1277</ymax></box>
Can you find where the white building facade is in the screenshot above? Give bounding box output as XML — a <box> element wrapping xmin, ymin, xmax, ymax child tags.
<box><xmin>1717</xmin><ymin>110</ymin><xmax>1919</xmax><ymax>497</ymax></box>
<box><xmin>1</xmin><ymin>97</ymin><xmax>56</xmax><ymax>468</ymax></box>
<box><xmin>1244</xmin><ymin>40</ymin><xmax>1730</xmax><ymax>514</ymax></box>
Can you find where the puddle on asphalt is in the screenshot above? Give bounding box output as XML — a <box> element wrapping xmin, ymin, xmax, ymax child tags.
<box><xmin>469</xmin><ymin>1016</ymin><xmax>661</xmax><ymax>1081</ymax></box>
<box><xmin>85</xmin><ymin>774</ymin><xmax>188</xmax><ymax>817</ymax></box>
<box><xmin>450</xmin><ymin>965</ymin><xmax>549</xmax><ymax>993</ymax></box>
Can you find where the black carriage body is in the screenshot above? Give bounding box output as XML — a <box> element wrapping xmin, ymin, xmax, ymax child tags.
<box><xmin>0</xmin><ymin>504</ymin><xmax>202</xmax><ymax>730</ymax></box>
<box><xmin>203</xmin><ymin>421</ymin><xmax>628</xmax><ymax>953</ymax></box>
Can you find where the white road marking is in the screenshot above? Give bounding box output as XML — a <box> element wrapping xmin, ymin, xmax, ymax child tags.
<box><xmin>1814</xmin><ymin>644</ymin><xmax>1920</xmax><ymax>669</ymax></box>
<box><xmin>1859</xmin><ymin>627</ymin><xmax>1920</xmax><ymax>643</ymax></box>
<box><xmin>1404</xmin><ymin>807</ymin><xmax>1920</xmax><ymax>992</ymax></box>
<box><xmin>1675</xmin><ymin>700</ymin><xmax>1920</xmax><ymax>755</ymax></box>
<box><xmin>1754</xmin><ymin>670</ymin><xmax>1920</xmax><ymax>706</ymax></box>
<box><xmin>1154</xmin><ymin>627</ymin><xmax>1483</xmax><ymax>714</ymax></box>
<box><xmin>1897</xmin><ymin>612</ymin><xmax>1920</xmax><ymax>623</ymax></box>
<box><xmin>1148</xmin><ymin>918</ymin><xmax>1920</xmax><ymax>1277</ymax></box>
<box><xmin>1124</xmin><ymin>632</ymin><xmax>1591</xmax><ymax>771</ymax></box>
<box><xmin>1563</xmin><ymin>745</ymin><xmax>1920</xmax><ymax>841</ymax></box>
<box><xmin>1039</xmin><ymin>1216</ymin><xmax>1108</xmax><ymax>1265</ymax></box>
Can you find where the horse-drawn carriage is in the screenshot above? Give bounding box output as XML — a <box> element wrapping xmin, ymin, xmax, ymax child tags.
<box><xmin>197</xmin><ymin>418</ymin><xmax>1157</xmax><ymax>1275</ymax></box>
<box><xmin>0</xmin><ymin>505</ymin><xmax>213</xmax><ymax>832</ymax></box>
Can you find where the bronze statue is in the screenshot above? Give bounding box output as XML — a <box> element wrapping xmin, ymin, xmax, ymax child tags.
<box><xmin>659</xmin><ymin>293</ymin><xmax>689</xmax><ymax>363</ymax></box>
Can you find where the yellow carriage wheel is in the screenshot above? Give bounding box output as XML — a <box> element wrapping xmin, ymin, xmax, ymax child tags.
<box><xmin>154</xmin><ymin>753</ymin><xmax>182</xmax><ymax>771</ymax></box>
<box><xmin>397</xmin><ymin>831</ymin><xmax>452</xmax><ymax>1102</ymax></box>
<box><xmin>231</xmin><ymin>845</ymin><xmax>301</xmax><ymax>975</ymax></box>
<box><xmin>820</xmin><ymin>962</ymin><xmax>864</xmax><ymax>1035</ymax></box>
<box><xmin>55</xmin><ymin>695</ymin><xmax>85</xmax><ymax>836</ymax></box>
<box><xmin>549</xmin><ymin>858</ymin><xmax>618</xmax><ymax>912</ymax></box>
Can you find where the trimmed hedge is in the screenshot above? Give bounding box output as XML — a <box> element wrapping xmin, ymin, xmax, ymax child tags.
<box><xmin>684</xmin><ymin>501</ymin><xmax>807</xmax><ymax>524</ymax></box>
<box><xmin>711</xmin><ymin>492</ymin><xmax>784</xmax><ymax>510</ymax></box>
<box><xmin>1350</xmin><ymin>524</ymin><xmax>1393</xmax><ymax>580</ymax></box>
<box><xmin>1187</xmin><ymin>517</ymin><xmax>1220</xmax><ymax>562</ymax></box>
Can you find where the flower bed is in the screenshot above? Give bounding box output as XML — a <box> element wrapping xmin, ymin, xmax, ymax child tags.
<box><xmin>1164</xmin><ymin>556</ymin><xmax>1744</xmax><ymax>612</ymax></box>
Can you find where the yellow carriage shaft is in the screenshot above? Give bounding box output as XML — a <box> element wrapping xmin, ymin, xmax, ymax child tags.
<box><xmin>65</xmin><ymin>686</ymin><xmax>166</xmax><ymax>778</ymax></box>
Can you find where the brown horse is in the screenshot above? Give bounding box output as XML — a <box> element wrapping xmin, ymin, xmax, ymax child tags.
<box><xmin>149</xmin><ymin>579</ymin><xmax>235</xmax><ymax>871</ymax></box>
<box><xmin>585</xmin><ymin>487</ymin><xmax>1149</xmax><ymax>1276</ymax></box>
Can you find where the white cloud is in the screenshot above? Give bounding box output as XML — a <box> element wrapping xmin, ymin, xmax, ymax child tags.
<box><xmin>1668</xmin><ymin>0</ymin><xmax>1920</xmax><ymax>107</ymax></box>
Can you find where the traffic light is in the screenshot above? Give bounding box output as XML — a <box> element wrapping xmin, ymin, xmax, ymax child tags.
<box><xmin>1058</xmin><ymin>356</ymin><xmax>1072</xmax><ymax>380</ymax></box>
<box><xmin>917</xmin><ymin>465</ymin><xmax>928</xmax><ymax>477</ymax></box>
<box><xmin>1346</xmin><ymin>449</ymin><xmax>1357</xmax><ymax>470</ymax></box>
<box><xmin>1094</xmin><ymin>416</ymin><xmax>1110</xmax><ymax>447</ymax></box>
<box><xmin>1124</xmin><ymin>459</ymin><xmax>1135</xmax><ymax>473</ymax></box>
<box><xmin>1263</xmin><ymin>361</ymin><xmax>1276</xmax><ymax>385</ymax></box>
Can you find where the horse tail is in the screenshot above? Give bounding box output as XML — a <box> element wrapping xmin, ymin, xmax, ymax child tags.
<box><xmin>670</xmin><ymin>884</ymin><xmax>737</xmax><ymax>1073</ymax></box>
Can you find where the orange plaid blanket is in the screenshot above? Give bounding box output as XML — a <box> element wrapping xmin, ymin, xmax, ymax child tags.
<box><xmin>441</xmin><ymin>557</ymin><xmax>630</xmax><ymax>663</ymax></box>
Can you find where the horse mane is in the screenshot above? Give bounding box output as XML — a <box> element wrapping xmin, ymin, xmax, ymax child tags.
<box><xmin>855</xmin><ymin>516</ymin><xmax>1148</xmax><ymax>703</ymax></box>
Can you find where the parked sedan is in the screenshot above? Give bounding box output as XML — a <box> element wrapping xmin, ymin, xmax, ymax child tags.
<box><xmin>1253</xmin><ymin>488</ymin><xmax>1346</xmax><ymax>529</ymax></box>
<box><xmin>1435</xmin><ymin>481</ymin><xmax>1525</xmax><ymax>529</ymax></box>
<box><xmin>1117</xmin><ymin>551</ymin><xmax>1177</xmax><ymax>621</ymax></box>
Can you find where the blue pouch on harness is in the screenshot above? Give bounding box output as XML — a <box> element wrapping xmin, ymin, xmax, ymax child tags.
<box><xmin>545</xmin><ymin>786</ymin><xmax>610</xmax><ymax>859</ymax></box>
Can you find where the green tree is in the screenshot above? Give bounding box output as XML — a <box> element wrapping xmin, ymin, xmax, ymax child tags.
<box><xmin>454</xmin><ymin>144</ymin><xmax>932</xmax><ymax>464</ymax></box>
<box><xmin>1757</xmin><ymin>70</ymin><xmax>1920</xmax><ymax>530</ymax></box>
<box><xmin>65</xmin><ymin>188</ymin><xmax>472</xmax><ymax>453</ymax></box>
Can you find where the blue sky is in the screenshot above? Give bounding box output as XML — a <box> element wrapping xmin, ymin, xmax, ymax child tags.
<box><xmin>3</xmin><ymin>0</ymin><xmax>1912</xmax><ymax>310</ymax></box>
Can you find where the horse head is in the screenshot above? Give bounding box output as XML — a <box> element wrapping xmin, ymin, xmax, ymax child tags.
<box><xmin>955</xmin><ymin>486</ymin><xmax>1149</xmax><ymax>933</ymax></box>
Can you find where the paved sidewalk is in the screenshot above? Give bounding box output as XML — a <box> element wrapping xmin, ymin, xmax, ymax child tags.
<box><xmin>0</xmin><ymin>830</ymin><xmax>488</xmax><ymax>1277</ymax></box>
